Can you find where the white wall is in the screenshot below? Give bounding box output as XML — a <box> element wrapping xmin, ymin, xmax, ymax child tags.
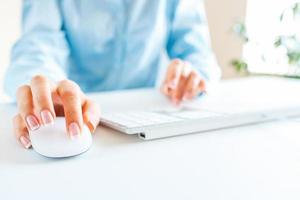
<box><xmin>0</xmin><ymin>0</ymin><xmax>247</xmax><ymax>101</ymax></box>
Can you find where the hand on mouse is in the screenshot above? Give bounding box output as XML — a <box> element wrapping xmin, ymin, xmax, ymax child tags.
<box><xmin>13</xmin><ymin>75</ymin><xmax>100</xmax><ymax>149</ymax></box>
<box><xmin>161</xmin><ymin>59</ymin><xmax>206</xmax><ymax>105</ymax></box>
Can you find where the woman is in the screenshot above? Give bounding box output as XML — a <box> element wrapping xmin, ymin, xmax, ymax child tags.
<box><xmin>4</xmin><ymin>0</ymin><xmax>220</xmax><ymax>148</ymax></box>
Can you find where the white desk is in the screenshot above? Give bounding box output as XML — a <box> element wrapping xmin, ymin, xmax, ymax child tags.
<box><xmin>1</xmin><ymin>76</ymin><xmax>300</xmax><ymax>200</ymax></box>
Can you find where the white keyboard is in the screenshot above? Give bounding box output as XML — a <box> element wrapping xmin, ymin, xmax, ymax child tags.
<box><xmin>101</xmin><ymin>108</ymin><xmax>224</xmax><ymax>129</ymax></box>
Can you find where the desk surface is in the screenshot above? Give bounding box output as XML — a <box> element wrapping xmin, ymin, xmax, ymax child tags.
<box><xmin>1</xmin><ymin>76</ymin><xmax>300</xmax><ymax>200</ymax></box>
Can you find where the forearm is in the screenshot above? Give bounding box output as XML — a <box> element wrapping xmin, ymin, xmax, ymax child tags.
<box><xmin>167</xmin><ymin>0</ymin><xmax>221</xmax><ymax>84</ymax></box>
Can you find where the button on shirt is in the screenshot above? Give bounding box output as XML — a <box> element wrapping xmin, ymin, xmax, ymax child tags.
<box><xmin>4</xmin><ymin>0</ymin><xmax>220</xmax><ymax>98</ymax></box>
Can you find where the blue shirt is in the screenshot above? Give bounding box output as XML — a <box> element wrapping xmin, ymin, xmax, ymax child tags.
<box><xmin>4</xmin><ymin>0</ymin><xmax>220</xmax><ymax>98</ymax></box>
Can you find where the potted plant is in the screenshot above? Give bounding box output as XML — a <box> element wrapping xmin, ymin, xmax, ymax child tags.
<box><xmin>231</xmin><ymin>2</ymin><xmax>300</xmax><ymax>76</ymax></box>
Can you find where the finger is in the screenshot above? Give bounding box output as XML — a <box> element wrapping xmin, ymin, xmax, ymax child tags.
<box><xmin>57</xmin><ymin>80</ymin><xmax>84</xmax><ymax>139</ymax></box>
<box><xmin>16</xmin><ymin>85</ymin><xmax>40</xmax><ymax>131</ymax></box>
<box><xmin>30</xmin><ymin>75</ymin><xmax>55</xmax><ymax>125</ymax></box>
<box><xmin>163</xmin><ymin>59</ymin><xmax>184</xmax><ymax>94</ymax></box>
<box><xmin>182</xmin><ymin>71</ymin><xmax>202</xmax><ymax>100</ymax></box>
<box><xmin>13</xmin><ymin>114</ymin><xmax>31</xmax><ymax>149</ymax></box>
<box><xmin>169</xmin><ymin>61</ymin><xmax>193</xmax><ymax>103</ymax></box>
<box><xmin>82</xmin><ymin>100</ymin><xmax>101</xmax><ymax>133</ymax></box>
<box><xmin>173</xmin><ymin>74</ymin><xmax>189</xmax><ymax>104</ymax></box>
<box><xmin>167</xmin><ymin>61</ymin><xmax>190</xmax><ymax>103</ymax></box>
<box><xmin>192</xmin><ymin>79</ymin><xmax>206</xmax><ymax>97</ymax></box>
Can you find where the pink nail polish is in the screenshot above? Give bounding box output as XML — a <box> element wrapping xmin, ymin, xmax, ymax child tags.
<box><xmin>25</xmin><ymin>115</ymin><xmax>40</xmax><ymax>131</ymax></box>
<box><xmin>87</xmin><ymin>113</ymin><xmax>99</xmax><ymax>130</ymax></box>
<box><xmin>40</xmin><ymin>110</ymin><xmax>54</xmax><ymax>125</ymax></box>
<box><xmin>20</xmin><ymin>136</ymin><xmax>31</xmax><ymax>149</ymax></box>
<box><xmin>172</xmin><ymin>98</ymin><xmax>179</xmax><ymax>105</ymax></box>
<box><xmin>69</xmin><ymin>122</ymin><xmax>80</xmax><ymax>139</ymax></box>
<box><xmin>183</xmin><ymin>92</ymin><xmax>191</xmax><ymax>101</ymax></box>
<box><xmin>183</xmin><ymin>94</ymin><xmax>188</xmax><ymax>101</ymax></box>
<box><xmin>168</xmin><ymin>81</ymin><xmax>177</xmax><ymax>89</ymax></box>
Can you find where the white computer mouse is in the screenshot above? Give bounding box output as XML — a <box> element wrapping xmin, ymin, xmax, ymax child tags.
<box><xmin>29</xmin><ymin>117</ymin><xmax>92</xmax><ymax>158</ymax></box>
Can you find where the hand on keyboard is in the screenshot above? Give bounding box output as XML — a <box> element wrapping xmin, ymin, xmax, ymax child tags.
<box><xmin>161</xmin><ymin>59</ymin><xmax>206</xmax><ymax>105</ymax></box>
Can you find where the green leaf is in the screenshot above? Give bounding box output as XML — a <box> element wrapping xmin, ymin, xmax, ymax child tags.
<box><xmin>274</xmin><ymin>37</ymin><xmax>282</xmax><ymax>47</ymax></box>
<box><xmin>287</xmin><ymin>51</ymin><xmax>300</xmax><ymax>65</ymax></box>
<box><xmin>231</xmin><ymin>59</ymin><xmax>248</xmax><ymax>72</ymax></box>
<box><xmin>292</xmin><ymin>3</ymin><xmax>300</xmax><ymax>18</ymax></box>
<box><xmin>279</xmin><ymin>13</ymin><xmax>284</xmax><ymax>21</ymax></box>
<box><xmin>232</xmin><ymin>22</ymin><xmax>249</xmax><ymax>43</ymax></box>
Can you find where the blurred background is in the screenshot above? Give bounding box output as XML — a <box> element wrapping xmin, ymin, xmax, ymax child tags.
<box><xmin>1</xmin><ymin>0</ymin><xmax>297</xmax><ymax>102</ymax></box>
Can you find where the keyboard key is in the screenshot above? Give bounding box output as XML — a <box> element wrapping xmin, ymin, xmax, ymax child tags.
<box><xmin>101</xmin><ymin>109</ymin><xmax>222</xmax><ymax>129</ymax></box>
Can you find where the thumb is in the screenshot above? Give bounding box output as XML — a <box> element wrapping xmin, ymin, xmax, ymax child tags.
<box><xmin>165</xmin><ymin>59</ymin><xmax>184</xmax><ymax>89</ymax></box>
<box><xmin>82</xmin><ymin>99</ymin><xmax>100</xmax><ymax>133</ymax></box>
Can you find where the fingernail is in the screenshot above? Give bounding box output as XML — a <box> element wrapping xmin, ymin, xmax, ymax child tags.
<box><xmin>171</xmin><ymin>97</ymin><xmax>176</xmax><ymax>104</ymax></box>
<box><xmin>69</xmin><ymin>122</ymin><xmax>80</xmax><ymax>139</ymax></box>
<box><xmin>40</xmin><ymin>110</ymin><xmax>54</xmax><ymax>125</ymax></box>
<box><xmin>87</xmin><ymin>112</ymin><xmax>99</xmax><ymax>132</ymax></box>
<box><xmin>168</xmin><ymin>80</ymin><xmax>177</xmax><ymax>89</ymax></box>
<box><xmin>20</xmin><ymin>136</ymin><xmax>31</xmax><ymax>149</ymax></box>
<box><xmin>172</xmin><ymin>98</ymin><xmax>179</xmax><ymax>105</ymax></box>
<box><xmin>25</xmin><ymin>115</ymin><xmax>40</xmax><ymax>131</ymax></box>
<box><xmin>183</xmin><ymin>92</ymin><xmax>191</xmax><ymax>101</ymax></box>
<box><xmin>183</xmin><ymin>94</ymin><xmax>188</xmax><ymax>101</ymax></box>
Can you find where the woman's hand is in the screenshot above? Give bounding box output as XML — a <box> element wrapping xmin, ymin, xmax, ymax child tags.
<box><xmin>161</xmin><ymin>59</ymin><xmax>206</xmax><ymax>105</ymax></box>
<box><xmin>14</xmin><ymin>75</ymin><xmax>100</xmax><ymax>149</ymax></box>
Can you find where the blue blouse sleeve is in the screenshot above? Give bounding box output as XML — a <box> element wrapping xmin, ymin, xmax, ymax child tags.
<box><xmin>167</xmin><ymin>0</ymin><xmax>221</xmax><ymax>82</ymax></box>
<box><xmin>4</xmin><ymin>0</ymin><xmax>69</xmax><ymax>99</ymax></box>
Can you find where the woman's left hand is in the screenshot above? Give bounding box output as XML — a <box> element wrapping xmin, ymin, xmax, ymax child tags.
<box><xmin>161</xmin><ymin>59</ymin><xmax>206</xmax><ymax>105</ymax></box>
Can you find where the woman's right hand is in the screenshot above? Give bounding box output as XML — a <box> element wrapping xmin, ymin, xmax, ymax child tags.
<box><xmin>14</xmin><ymin>75</ymin><xmax>100</xmax><ymax>149</ymax></box>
